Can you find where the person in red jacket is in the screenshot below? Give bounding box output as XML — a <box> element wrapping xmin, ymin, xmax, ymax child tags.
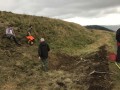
<box><xmin>116</xmin><ymin>28</ymin><xmax>120</xmax><ymax>63</ymax></box>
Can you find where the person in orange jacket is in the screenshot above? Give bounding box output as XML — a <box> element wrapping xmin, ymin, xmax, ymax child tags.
<box><xmin>26</xmin><ymin>33</ymin><xmax>35</xmax><ymax>45</ymax></box>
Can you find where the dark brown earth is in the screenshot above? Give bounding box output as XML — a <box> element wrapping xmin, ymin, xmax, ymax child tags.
<box><xmin>48</xmin><ymin>45</ymin><xmax>113</xmax><ymax>90</ymax></box>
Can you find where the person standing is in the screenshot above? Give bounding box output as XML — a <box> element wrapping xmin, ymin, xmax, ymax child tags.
<box><xmin>116</xmin><ymin>28</ymin><xmax>120</xmax><ymax>63</ymax></box>
<box><xmin>38</xmin><ymin>38</ymin><xmax>50</xmax><ymax>71</ymax></box>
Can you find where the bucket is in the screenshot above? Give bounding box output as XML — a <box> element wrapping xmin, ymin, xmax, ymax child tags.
<box><xmin>108</xmin><ymin>53</ymin><xmax>116</xmax><ymax>62</ymax></box>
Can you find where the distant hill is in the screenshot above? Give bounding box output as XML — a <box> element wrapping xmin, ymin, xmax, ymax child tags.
<box><xmin>85</xmin><ymin>25</ymin><xmax>120</xmax><ymax>31</ymax></box>
<box><xmin>85</xmin><ymin>25</ymin><xmax>113</xmax><ymax>32</ymax></box>
<box><xmin>102</xmin><ymin>25</ymin><xmax>120</xmax><ymax>31</ymax></box>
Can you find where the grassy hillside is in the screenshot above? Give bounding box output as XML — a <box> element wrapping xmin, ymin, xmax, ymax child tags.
<box><xmin>0</xmin><ymin>11</ymin><xmax>116</xmax><ymax>90</ymax></box>
<box><xmin>0</xmin><ymin>11</ymin><xmax>115</xmax><ymax>55</ymax></box>
<box><xmin>0</xmin><ymin>11</ymin><xmax>96</xmax><ymax>54</ymax></box>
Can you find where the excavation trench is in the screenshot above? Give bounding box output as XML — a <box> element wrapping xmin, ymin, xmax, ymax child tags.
<box><xmin>49</xmin><ymin>45</ymin><xmax>113</xmax><ymax>90</ymax></box>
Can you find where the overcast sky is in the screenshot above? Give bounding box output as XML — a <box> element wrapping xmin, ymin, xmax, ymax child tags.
<box><xmin>0</xmin><ymin>0</ymin><xmax>120</xmax><ymax>25</ymax></box>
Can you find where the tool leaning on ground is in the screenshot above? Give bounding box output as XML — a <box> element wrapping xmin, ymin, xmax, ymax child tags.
<box><xmin>115</xmin><ymin>62</ymin><xmax>120</xmax><ymax>70</ymax></box>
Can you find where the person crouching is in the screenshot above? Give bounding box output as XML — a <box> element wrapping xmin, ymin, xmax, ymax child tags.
<box><xmin>26</xmin><ymin>33</ymin><xmax>35</xmax><ymax>45</ymax></box>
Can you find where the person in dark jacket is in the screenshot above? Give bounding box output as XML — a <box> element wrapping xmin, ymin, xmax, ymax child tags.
<box><xmin>116</xmin><ymin>28</ymin><xmax>120</xmax><ymax>63</ymax></box>
<box><xmin>38</xmin><ymin>38</ymin><xmax>50</xmax><ymax>71</ymax></box>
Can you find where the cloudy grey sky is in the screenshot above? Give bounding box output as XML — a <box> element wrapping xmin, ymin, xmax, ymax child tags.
<box><xmin>0</xmin><ymin>0</ymin><xmax>120</xmax><ymax>25</ymax></box>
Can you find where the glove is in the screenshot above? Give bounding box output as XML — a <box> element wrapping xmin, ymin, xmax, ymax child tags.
<box><xmin>38</xmin><ymin>57</ymin><xmax>41</xmax><ymax>60</ymax></box>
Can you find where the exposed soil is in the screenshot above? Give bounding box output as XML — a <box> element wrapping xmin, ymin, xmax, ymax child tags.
<box><xmin>48</xmin><ymin>45</ymin><xmax>113</xmax><ymax>90</ymax></box>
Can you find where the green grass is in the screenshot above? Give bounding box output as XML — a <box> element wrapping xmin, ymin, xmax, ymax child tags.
<box><xmin>0</xmin><ymin>11</ymin><xmax>98</xmax><ymax>55</ymax></box>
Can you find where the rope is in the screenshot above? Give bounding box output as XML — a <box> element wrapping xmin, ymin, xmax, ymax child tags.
<box><xmin>115</xmin><ymin>62</ymin><xmax>120</xmax><ymax>70</ymax></box>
